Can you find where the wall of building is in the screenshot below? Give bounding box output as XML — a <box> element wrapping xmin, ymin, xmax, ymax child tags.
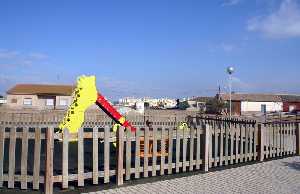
<box><xmin>232</xmin><ymin>101</ymin><xmax>241</xmax><ymax>115</ymax></box>
<box><xmin>0</xmin><ymin>98</ymin><xmax>6</xmax><ymax>104</ymax></box>
<box><xmin>6</xmin><ymin>94</ymin><xmax>39</xmax><ymax>109</ymax></box>
<box><xmin>6</xmin><ymin>94</ymin><xmax>73</xmax><ymax>110</ymax></box>
<box><xmin>283</xmin><ymin>102</ymin><xmax>300</xmax><ymax>112</ymax></box>
<box><xmin>241</xmin><ymin>101</ymin><xmax>283</xmax><ymax>112</ymax></box>
<box><xmin>36</xmin><ymin>95</ymin><xmax>56</xmax><ymax>110</ymax></box>
<box><xmin>55</xmin><ymin>96</ymin><xmax>72</xmax><ymax>109</ymax></box>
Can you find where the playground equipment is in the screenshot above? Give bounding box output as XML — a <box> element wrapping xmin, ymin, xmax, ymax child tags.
<box><xmin>139</xmin><ymin>121</ymin><xmax>189</xmax><ymax>158</ymax></box>
<box><xmin>59</xmin><ymin>75</ymin><xmax>136</xmax><ymax>134</ymax></box>
<box><xmin>59</xmin><ymin>75</ymin><xmax>190</xmax><ymax>156</ymax></box>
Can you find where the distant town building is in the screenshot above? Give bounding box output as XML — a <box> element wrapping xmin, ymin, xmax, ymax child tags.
<box><xmin>143</xmin><ymin>97</ymin><xmax>159</xmax><ymax>107</ymax></box>
<box><xmin>135</xmin><ymin>101</ymin><xmax>145</xmax><ymax>114</ymax></box>
<box><xmin>5</xmin><ymin>84</ymin><xmax>75</xmax><ymax>109</ymax></box>
<box><xmin>0</xmin><ymin>95</ymin><xmax>6</xmax><ymax>105</ymax></box>
<box><xmin>118</xmin><ymin>97</ymin><xmax>177</xmax><ymax>109</ymax></box>
<box><xmin>186</xmin><ymin>96</ymin><xmax>214</xmax><ymax>111</ymax></box>
<box><xmin>118</xmin><ymin>97</ymin><xmax>139</xmax><ymax>107</ymax></box>
<box><xmin>157</xmin><ymin>98</ymin><xmax>177</xmax><ymax>109</ymax></box>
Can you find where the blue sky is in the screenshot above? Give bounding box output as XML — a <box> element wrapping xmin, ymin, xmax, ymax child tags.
<box><xmin>1</xmin><ymin>0</ymin><xmax>300</xmax><ymax>100</ymax></box>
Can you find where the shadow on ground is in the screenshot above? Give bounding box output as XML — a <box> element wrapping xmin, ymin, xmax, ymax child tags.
<box><xmin>282</xmin><ymin>161</ymin><xmax>300</xmax><ymax>171</ymax></box>
<box><xmin>1</xmin><ymin>156</ymin><xmax>298</xmax><ymax>194</ymax></box>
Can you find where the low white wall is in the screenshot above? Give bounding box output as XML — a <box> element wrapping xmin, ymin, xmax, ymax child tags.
<box><xmin>241</xmin><ymin>101</ymin><xmax>283</xmax><ymax>112</ymax></box>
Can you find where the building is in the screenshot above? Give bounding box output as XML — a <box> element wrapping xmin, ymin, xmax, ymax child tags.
<box><xmin>280</xmin><ymin>95</ymin><xmax>300</xmax><ymax>112</ymax></box>
<box><xmin>0</xmin><ymin>95</ymin><xmax>6</xmax><ymax>105</ymax></box>
<box><xmin>142</xmin><ymin>97</ymin><xmax>159</xmax><ymax>108</ymax></box>
<box><xmin>186</xmin><ymin>96</ymin><xmax>214</xmax><ymax>111</ymax></box>
<box><xmin>6</xmin><ymin>84</ymin><xmax>75</xmax><ymax>109</ymax></box>
<box><xmin>118</xmin><ymin>97</ymin><xmax>177</xmax><ymax>109</ymax></box>
<box><xmin>118</xmin><ymin>97</ymin><xmax>139</xmax><ymax>107</ymax></box>
<box><xmin>218</xmin><ymin>93</ymin><xmax>283</xmax><ymax>116</ymax></box>
<box><xmin>157</xmin><ymin>98</ymin><xmax>177</xmax><ymax>109</ymax></box>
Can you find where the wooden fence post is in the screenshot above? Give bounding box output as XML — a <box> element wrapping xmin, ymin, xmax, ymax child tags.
<box><xmin>258</xmin><ymin>124</ymin><xmax>265</xmax><ymax>162</ymax></box>
<box><xmin>204</xmin><ymin>124</ymin><xmax>210</xmax><ymax>172</ymax></box>
<box><xmin>116</xmin><ymin>126</ymin><xmax>124</xmax><ymax>186</ymax></box>
<box><xmin>92</xmin><ymin>126</ymin><xmax>99</xmax><ymax>185</ymax></box>
<box><xmin>104</xmin><ymin>126</ymin><xmax>110</xmax><ymax>183</ymax></box>
<box><xmin>296</xmin><ymin>123</ymin><xmax>300</xmax><ymax>156</ymax></box>
<box><xmin>0</xmin><ymin>126</ymin><xmax>4</xmax><ymax>188</ymax></box>
<box><xmin>62</xmin><ymin>128</ymin><xmax>69</xmax><ymax>189</ymax></box>
<box><xmin>45</xmin><ymin>127</ymin><xmax>54</xmax><ymax>194</ymax></box>
<box><xmin>8</xmin><ymin>127</ymin><xmax>16</xmax><ymax>189</ymax></box>
<box><xmin>77</xmin><ymin>128</ymin><xmax>84</xmax><ymax>187</ymax></box>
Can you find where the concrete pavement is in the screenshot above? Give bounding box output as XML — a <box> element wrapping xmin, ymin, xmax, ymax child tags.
<box><xmin>83</xmin><ymin>156</ymin><xmax>300</xmax><ymax>194</ymax></box>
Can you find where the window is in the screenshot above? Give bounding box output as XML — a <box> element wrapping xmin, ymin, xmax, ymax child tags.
<box><xmin>59</xmin><ymin>99</ymin><xmax>68</xmax><ymax>106</ymax></box>
<box><xmin>11</xmin><ymin>98</ymin><xmax>17</xmax><ymax>103</ymax></box>
<box><xmin>23</xmin><ymin>98</ymin><xmax>32</xmax><ymax>105</ymax></box>
<box><xmin>46</xmin><ymin>99</ymin><xmax>54</xmax><ymax>106</ymax></box>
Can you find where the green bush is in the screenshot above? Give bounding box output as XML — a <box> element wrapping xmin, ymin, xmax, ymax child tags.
<box><xmin>178</xmin><ymin>101</ymin><xmax>190</xmax><ymax>110</ymax></box>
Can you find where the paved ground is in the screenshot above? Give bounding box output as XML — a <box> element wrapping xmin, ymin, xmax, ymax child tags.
<box><xmin>83</xmin><ymin>156</ymin><xmax>300</xmax><ymax>194</ymax></box>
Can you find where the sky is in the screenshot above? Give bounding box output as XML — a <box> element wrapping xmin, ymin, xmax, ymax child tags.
<box><xmin>0</xmin><ymin>0</ymin><xmax>300</xmax><ymax>100</ymax></box>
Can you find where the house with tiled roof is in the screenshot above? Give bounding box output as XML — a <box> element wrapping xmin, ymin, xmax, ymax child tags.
<box><xmin>5</xmin><ymin>84</ymin><xmax>75</xmax><ymax>109</ymax></box>
<box><xmin>279</xmin><ymin>95</ymin><xmax>300</xmax><ymax>112</ymax></box>
<box><xmin>218</xmin><ymin>93</ymin><xmax>283</xmax><ymax>116</ymax></box>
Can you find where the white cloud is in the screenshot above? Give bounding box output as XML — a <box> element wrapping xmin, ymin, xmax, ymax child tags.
<box><xmin>0</xmin><ymin>49</ymin><xmax>20</xmax><ymax>59</ymax></box>
<box><xmin>208</xmin><ymin>43</ymin><xmax>236</xmax><ymax>54</ymax></box>
<box><xmin>220</xmin><ymin>43</ymin><xmax>235</xmax><ymax>52</ymax></box>
<box><xmin>0</xmin><ymin>49</ymin><xmax>49</xmax><ymax>68</ymax></box>
<box><xmin>222</xmin><ymin>0</ymin><xmax>241</xmax><ymax>6</ymax></box>
<box><xmin>247</xmin><ymin>0</ymin><xmax>300</xmax><ymax>38</ymax></box>
<box><xmin>28</xmin><ymin>52</ymin><xmax>48</xmax><ymax>60</ymax></box>
<box><xmin>0</xmin><ymin>50</ymin><xmax>53</xmax><ymax>94</ymax></box>
<box><xmin>0</xmin><ymin>64</ymin><xmax>14</xmax><ymax>68</ymax></box>
<box><xmin>231</xmin><ymin>76</ymin><xmax>252</xmax><ymax>89</ymax></box>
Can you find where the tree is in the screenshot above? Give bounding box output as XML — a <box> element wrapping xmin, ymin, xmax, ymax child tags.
<box><xmin>178</xmin><ymin>100</ymin><xmax>190</xmax><ymax>110</ymax></box>
<box><xmin>205</xmin><ymin>97</ymin><xmax>228</xmax><ymax>114</ymax></box>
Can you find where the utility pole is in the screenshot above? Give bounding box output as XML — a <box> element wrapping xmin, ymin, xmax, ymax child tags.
<box><xmin>226</xmin><ymin>67</ymin><xmax>234</xmax><ymax>118</ymax></box>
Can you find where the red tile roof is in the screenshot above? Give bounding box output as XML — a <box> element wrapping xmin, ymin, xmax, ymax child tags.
<box><xmin>7</xmin><ymin>84</ymin><xmax>75</xmax><ymax>96</ymax></box>
<box><xmin>219</xmin><ymin>93</ymin><xmax>282</xmax><ymax>102</ymax></box>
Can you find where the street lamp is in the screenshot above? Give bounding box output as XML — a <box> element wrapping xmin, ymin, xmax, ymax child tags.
<box><xmin>226</xmin><ymin>66</ymin><xmax>234</xmax><ymax>118</ymax></box>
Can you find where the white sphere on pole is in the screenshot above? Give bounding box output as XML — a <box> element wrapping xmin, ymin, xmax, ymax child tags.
<box><xmin>226</xmin><ymin>66</ymin><xmax>234</xmax><ymax>75</ymax></box>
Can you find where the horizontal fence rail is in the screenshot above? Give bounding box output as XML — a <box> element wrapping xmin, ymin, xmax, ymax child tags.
<box><xmin>0</xmin><ymin>119</ymin><xmax>299</xmax><ymax>194</ymax></box>
<box><xmin>0</xmin><ymin>110</ymin><xmax>196</xmax><ymax>124</ymax></box>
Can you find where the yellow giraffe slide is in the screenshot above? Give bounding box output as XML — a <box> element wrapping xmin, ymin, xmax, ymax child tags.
<box><xmin>59</xmin><ymin>75</ymin><xmax>98</xmax><ymax>134</ymax></box>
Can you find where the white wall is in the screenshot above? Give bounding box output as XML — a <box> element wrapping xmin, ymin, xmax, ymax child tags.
<box><xmin>241</xmin><ymin>101</ymin><xmax>283</xmax><ymax>112</ymax></box>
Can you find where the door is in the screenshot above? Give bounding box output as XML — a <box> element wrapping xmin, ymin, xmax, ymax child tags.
<box><xmin>261</xmin><ymin>104</ymin><xmax>266</xmax><ymax>113</ymax></box>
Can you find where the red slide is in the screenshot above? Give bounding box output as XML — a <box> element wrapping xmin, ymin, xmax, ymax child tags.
<box><xmin>96</xmin><ymin>93</ymin><xmax>136</xmax><ymax>132</ymax></box>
